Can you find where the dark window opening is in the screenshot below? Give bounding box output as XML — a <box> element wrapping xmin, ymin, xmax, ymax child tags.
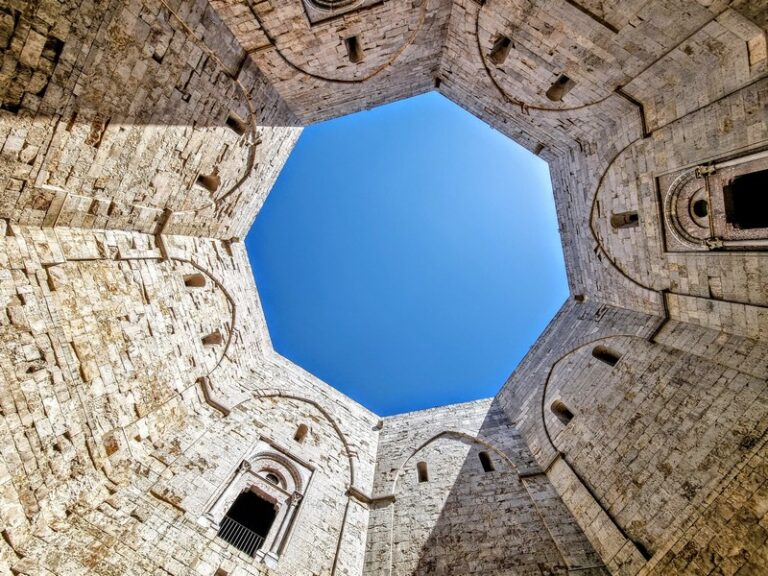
<box><xmin>197</xmin><ymin>173</ymin><xmax>220</xmax><ymax>193</ymax></box>
<box><xmin>479</xmin><ymin>451</ymin><xmax>494</xmax><ymax>472</ymax></box>
<box><xmin>592</xmin><ymin>345</ymin><xmax>620</xmax><ymax>367</ymax></box>
<box><xmin>226</xmin><ymin>113</ymin><xmax>248</xmax><ymax>137</ymax></box>
<box><xmin>417</xmin><ymin>461</ymin><xmax>429</xmax><ymax>483</ymax></box>
<box><xmin>217</xmin><ymin>491</ymin><xmax>276</xmax><ymax>557</ymax></box>
<box><xmin>184</xmin><ymin>273</ymin><xmax>206</xmax><ymax>288</ymax></box>
<box><xmin>610</xmin><ymin>211</ymin><xmax>639</xmax><ymax>229</ymax></box>
<box><xmin>294</xmin><ymin>423</ymin><xmax>308</xmax><ymax>443</ymax></box>
<box><xmin>265</xmin><ymin>473</ymin><xmax>280</xmax><ymax>485</ymax></box>
<box><xmin>692</xmin><ymin>199</ymin><xmax>709</xmax><ymax>218</ymax></box>
<box><xmin>546</xmin><ymin>74</ymin><xmax>576</xmax><ymax>101</ymax></box>
<box><xmin>489</xmin><ymin>35</ymin><xmax>512</xmax><ymax>65</ymax></box>
<box><xmin>551</xmin><ymin>400</ymin><xmax>574</xmax><ymax>426</ymax></box>
<box><xmin>345</xmin><ymin>35</ymin><xmax>364</xmax><ymax>64</ymax></box>
<box><xmin>723</xmin><ymin>169</ymin><xmax>768</xmax><ymax>229</ymax></box>
<box><xmin>42</xmin><ymin>36</ymin><xmax>65</xmax><ymax>66</ymax></box>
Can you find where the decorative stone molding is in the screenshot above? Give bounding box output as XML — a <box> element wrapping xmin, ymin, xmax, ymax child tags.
<box><xmin>202</xmin><ymin>438</ymin><xmax>315</xmax><ymax>566</ymax></box>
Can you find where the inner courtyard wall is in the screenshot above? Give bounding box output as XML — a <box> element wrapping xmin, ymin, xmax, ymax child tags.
<box><xmin>0</xmin><ymin>0</ymin><xmax>767</xmax><ymax>575</ymax></box>
<box><xmin>363</xmin><ymin>398</ymin><xmax>606</xmax><ymax>576</ymax></box>
<box><xmin>0</xmin><ymin>225</ymin><xmax>380</xmax><ymax>576</ymax></box>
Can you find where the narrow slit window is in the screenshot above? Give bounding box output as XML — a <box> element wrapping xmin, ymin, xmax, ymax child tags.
<box><xmin>184</xmin><ymin>273</ymin><xmax>206</xmax><ymax>288</ymax></box>
<box><xmin>226</xmin><ymin>113</ymin><xmax>248</xmax><ymax>137</ymax></box>
<box><xmin>551</xmin><ymin>400</ymin><xmax>574</xmax><ymax>426</ymax></box>
<box><xmin>417</xmin><ymin>461</ymin><xmax>429</xmax><ymax>483</ymax></box>
<box><xmin>294</xmin><ymin>424</ymin><xmax>308</xmax><ymax>443</ymax></box>
<box><xmin>610</xmin><ymin>211</ymin><xmax>639</xmax><ymax>229</ymax></box>
<box><xmin>217</xmin><ymin>491</ymin><xmax>276</xmax><ymax>557</ymax></box>
<box><xmin>196</xmin><ymin>173</ymin><xmax>220</xmax><ymax>193</ymax></box>
<box><xmin>479</xmin><ymin>451</ymin><xmax>494</xmax><ymax>472</ymax></box>
<box><xmin>489</xmin><ymin>35</ymin><xmax>512</xmax><ymax>65</ymax></box>
<box><xmin>592</xmin><ymin>345</ymin><xmax>620</xmax><ymax>367</ymax></box>
<box><xmin>723</xmin><ymin>169</ymin><xmax>768</xmax><ymax>229</ymax></box>
<box><xmin>202</xmin><ymin>331</ymin><xmax>224</xmax><ymax>347</ymax></box>
<box><xmin>345</xmin><ymin>35</ymin><xmax>364</xmax><ymax>64</ymax></box>
<box><xmin>546</xmin><ymin>74</ymin><xmax>576</xmax><ymax>101</ymax></box>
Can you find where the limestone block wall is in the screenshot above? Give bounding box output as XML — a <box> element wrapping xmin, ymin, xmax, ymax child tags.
<box><xmin>497</xmin><ymin>298</ymin><xmax>768</xmax><ymax>575</ymax></box>
<box><xmin>363</xmin><ymin>399</ymin><xmax>606</xmax><ymax>576</ymax></box>
<box><xmin>545</xmin><ymin>3</ymin><xmax>768</xmax><ymax>311</ymax></box>
<box><xmin>0</xmin><ymin>0</ymin><xmax>301</xmax><ymax>240</ymax></box>
<box><xmin>0</xmin><ymin>224</ymin><xmax>381</xmax><ymax>576</ymax></box>
<box><xmin>210</xmin><ymin>0</ymin><xmax>453</xmax><ymax>124</ymax></box>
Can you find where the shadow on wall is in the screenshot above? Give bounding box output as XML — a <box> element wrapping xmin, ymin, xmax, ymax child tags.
<box><xmin>390</xmin><ymin>398</ymin><xmax>605</xmax><ymax>576</ymax></box>
<box><xmin>1</xmin><ymin>0</ymin><xmax>297</xmax><ymax>128</ymax></box>
<box><xmin>543</xmin><ymin>335</ymin><xmax>768</xmax><ymax>569</ymax></box>
<box><xmin>0</xmin><ymin>0</ymin><xmax>304</xmax><ymax>237</ymax></box>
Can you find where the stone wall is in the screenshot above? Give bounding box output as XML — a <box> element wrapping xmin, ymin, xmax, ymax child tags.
<box><xmin>363</xmin><ymin>399</ymin><xmax>605</xmax><ymax>575</ymax></box>
<box><xmin>0</xmin><ymin>0</ymin><xmax>301</xmax><ymax>240</ymax></box>
<box><xmin>1</xmin><ymin>0</ymin><xmax>768</xmax><ymax>575</ymax></box>
<box><xmin>0</xmin><ymin>225</ymin><xmax>380</xmax><ymax>576</ymax></box>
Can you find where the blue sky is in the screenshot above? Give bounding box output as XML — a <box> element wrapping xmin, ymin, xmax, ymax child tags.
<box><xmin>245</xmin><ymin>92</ymin><xmax>567</xmax><ymax>416</ymax></box>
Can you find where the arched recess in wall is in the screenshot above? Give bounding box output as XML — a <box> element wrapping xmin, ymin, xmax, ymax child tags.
<box><xmin>539</xmin><ymin>334</ymin><xmax>768</xmax><ymax>561</ymax></box>
<box><xmin>388</xmin><ymin>430</ymin><xmax>569</xmax><ymax>575</ymax></box>
<box><xmin>590</xmin><ymin>138</ymin><xmax>768</xmax><ymax>300</ymax></box>
<box><xmin>230</xmin><ymin>392</ymin><xmax>357</xmax><ymax>487</ymax></box>
<box><xmin>589</xmin><ymin>139</ymin><xmax>666</xmax><ymax>292</ymax></box>
<box><xmin>475</xmin><ymin>0</ymin><xmax>759</xmax><ymax>117</ymax></box>
<box><xmin>476</xmin><ymin>0</ymin><xmax>616</xmax><ymax>113</ymax></box>
<box><xmin>244</xmin><ymin>0</ymin><xmax>429</xmax><ymax>83</ymax></box>
<box><xmin>143</xmin><ymin>389</ymin><xmax>356</xmax><ymax>575</ymax></box>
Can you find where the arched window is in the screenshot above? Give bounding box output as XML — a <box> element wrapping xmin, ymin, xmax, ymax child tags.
<box><xmin>551</xmin><ymin>400</ymin><xmax>574</xmax><ymax>426</ymax></box>
<box><xmin>294</xmin><ymin>424</ymin><xmax>308</xmax><ymax>443</ymax></box>
<box><xmin>592</xmin><ymin>345</ymin><xmax>620</xmax><ymax>367</ymax></box>
<box><xmin>417</xmin><ymin>461</ymin><xmax>429</xmax><ymax>483</ymax></box>
<box><xmin>546</xmin><ymin>74</ymin><xmax>576</xmax><ymax>101</ymax></box>
<box><xmin>479</xmin><ymin>451</ymin><xmax>494</xmax><ymax>472</ymax></box>
<box><xmin>183</xmin><ymin>273</ymin><xmax>206</xmax><ymax>288</ymax></box>
<box><xmin>217</xmin><ymin>491</ymin><xmax>276</xmax><ymax>557</ymax></box>
<box><xmin>610</xmin><ymin>211</ymin><xmax>639</xmax><ymax>229</ymax></box>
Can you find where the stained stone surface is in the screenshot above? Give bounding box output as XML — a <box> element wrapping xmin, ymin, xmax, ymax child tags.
<box><xmin>1</xmin><ymin>1</ymin><xmax>767</xmax><ymax>575</ymax></box>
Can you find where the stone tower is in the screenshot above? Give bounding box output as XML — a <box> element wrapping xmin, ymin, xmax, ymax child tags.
<box><xmin>0</xmin><ymin>0</ymin><xmax>766</xmax><ymax>575</ymax></box>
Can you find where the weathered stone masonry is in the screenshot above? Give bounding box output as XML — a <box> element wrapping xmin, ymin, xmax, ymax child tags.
<box><xmin>0</xmin><ymin>0</ymin><xmax>767</xmax><ymax>575</ymax></box>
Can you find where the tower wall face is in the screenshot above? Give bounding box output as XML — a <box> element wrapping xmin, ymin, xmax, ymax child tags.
<box><xmin>1</xmin><ymin>0</ymin><xmax>767</xmax><ymax>575</ymax></box>
<box><xmin>363</xmin><ymin>399</ymin><xmax>606</xmax><ymax>576</ymax></box>
<box><xmin>0</xmin><ymin>225</ymin><xmax>380</xmax><ymax>576</ymax></box>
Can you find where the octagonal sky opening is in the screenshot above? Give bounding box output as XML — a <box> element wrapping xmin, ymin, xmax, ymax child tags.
<box><xmin>245</xmin><ymin>92</ymin><xmax>568</xmax><ymax>416</ymax></box>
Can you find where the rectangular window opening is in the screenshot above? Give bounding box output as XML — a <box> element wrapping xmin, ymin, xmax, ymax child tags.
<box><xmin>546</xmin><ymin>74</ymin><xmax>576</xmax><ymax>102</ymax></box>
<box><xmin>345</xmin><ymin>35</ymin><xmax>364</xmax><ymax>64</ymax></box>
<box><xmin>489</xmin><ymin>35</ymin><xmax>513</xmax><ymax>65</ymax></box>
